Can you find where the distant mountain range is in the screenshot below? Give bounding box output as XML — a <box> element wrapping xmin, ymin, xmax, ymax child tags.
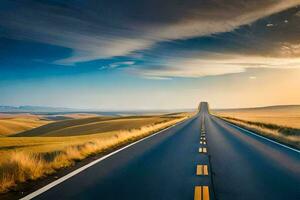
<box><xmin>0</xmin><ymin>106</ymin><xmax>75</xmax><ymax>113</ymax></box>
<box><xmin>2</xmin><ymin>105</ymin><xmax>299</xmax><ymax>113</ymax></box>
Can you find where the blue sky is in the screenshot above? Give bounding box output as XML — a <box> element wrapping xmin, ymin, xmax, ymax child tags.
<box><xmin>0</xmin><ymin>0</ymin><xmax>300</xmax><ymax>109</ymax></box>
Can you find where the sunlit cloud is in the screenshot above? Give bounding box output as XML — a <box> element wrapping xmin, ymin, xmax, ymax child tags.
<box><xmin>1</xmin><ymin>1</ymin><xmax>300</xmax><ymax>110</ymax></box>
<box><xmin>0</xmin><ymin>0</ymin><xmax>299</xmax><ymax>65</ymax></box>
<box><xmin>131</xmin><ymin>54</ymin><xmax>300</xmax><ymax>78</ymax></box>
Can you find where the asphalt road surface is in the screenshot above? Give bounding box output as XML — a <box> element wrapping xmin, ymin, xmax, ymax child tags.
<box><xmin>23</xmin><ymin>103</ymin><xmax>300</xmax><ymax>200</ymax></box>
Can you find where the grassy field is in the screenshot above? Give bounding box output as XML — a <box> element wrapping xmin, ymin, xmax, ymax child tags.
<box><xmin>0</xmin><ymin>112</ymin><xmax>194</xmax><ymax>193</ymax></box>
<box><xmin>0</xmin><ymin>113</ymin><xmax>106</xmax><ymax>136</ymax></box>
<box><xmin>0</xmin><ymin>114</ymin><xmax>52</xmax><ymax>136</ymax></box>
<box><xmin>212</xmin><ymin>105</ymin><xmax>300</xmax><ymax>149</ymax></box>
<box><xmin>212</xmin><ymin>105</ymin><xmax>300</xmax><ymax>129</ymax></box>
<box><xmin>15</xmin><ymin>116</ymin><xmax>176</xmax><ymax>137</ymax></box>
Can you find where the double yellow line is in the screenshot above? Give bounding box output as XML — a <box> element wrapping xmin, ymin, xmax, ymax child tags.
<box><xmin>199</xmin><ymin>147</ymin><xmax>207</xmax><ymax>153</ymax></box>
<box><xmin>194</xmin><ymin>186</ymin><xmax>210</xmax><ymax>200</ymax></box>
<box><xmin>196</xmin><ymin>165</ymin><xmax>208</xmax><ymax>175</ymax></box>
<box><xmin>194</xmin><ymin>116</ymin><xmax>210</xmax><ymax>200</ymax></box>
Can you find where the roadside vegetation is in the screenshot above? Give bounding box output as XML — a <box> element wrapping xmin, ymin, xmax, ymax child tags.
<box><xmin>213</xmin><ymin>108</ymin><xmax>300</xmax><ymax>150</ymax></box>
<box><xmin>0</xmin><ymin>113</ymin><xmax>194</xmax><ymax>193</ymax></box>
<box><xmin>212</xmin><ymin>105</ymin><xmax>300</xmax><ymax>129</ymax></box>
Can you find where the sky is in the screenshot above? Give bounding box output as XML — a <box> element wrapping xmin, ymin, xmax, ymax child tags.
<box><xmin>0</xmin><ymin>0</ymin><xmax>300</xmax><ymax>110</ymax></box>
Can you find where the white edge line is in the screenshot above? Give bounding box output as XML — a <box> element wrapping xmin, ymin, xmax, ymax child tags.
<box><xmin>217</xmin><ymin>117</ymin><xmax>300</xmax><ymax>154</ymax></box>
<box><xmin>20</xmin><ymin>116</ymin><xmax>194</xmax><ymax>200</ymax></box>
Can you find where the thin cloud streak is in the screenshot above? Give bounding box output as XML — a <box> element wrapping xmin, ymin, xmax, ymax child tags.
<box><xmin>0</xmin><ymin>0</ymin><xmax>299</xmax><ymax>65</ymax></box>
<box><xmin>131</xmin><ymin>55</ymin><xmax>300</xmax><ymax>78</ymax></box>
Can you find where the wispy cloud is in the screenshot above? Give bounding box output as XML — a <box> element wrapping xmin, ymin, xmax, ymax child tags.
<box><xmin>99</xmin><ymin>61</ymin><xmax>135</xmax><ymax>70</ymax></box>
<box><xmin>0</xmin><ymin>0</ymin><xmax>299</xmax><ymax>65</ymax></box>
<box><xmin>131</xmin><ymin>54</ymin><xmax>300</xmax><ymax>78</ymax></box>
<box><xmin>109</xmin><ymin>61</ymin><xmax>135</xmax><ymax>68</ymax></box>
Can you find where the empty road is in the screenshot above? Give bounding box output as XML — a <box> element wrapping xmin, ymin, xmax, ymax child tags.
<box><xmin>22</xmin><ymin>103</ymin><xmax>300</xmax><ymax>200</ymax></box>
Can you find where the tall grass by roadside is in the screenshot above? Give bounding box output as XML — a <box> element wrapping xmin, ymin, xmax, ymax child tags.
<box><xmin>0</xmin><ymin>115</ymin><xmax>190</xmax><ymax>193</ymax></box>
<box><xmin>212</xmin><ymin>105</ymin><xmax>300</xmax><ymax>129</ymax></box>
<box><xmin>217</xmin><ymin>116</ymin><xmax>300</xmax><ymax>149</ymax></box>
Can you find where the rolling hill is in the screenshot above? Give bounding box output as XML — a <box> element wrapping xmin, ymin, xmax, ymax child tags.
<box><xmin>0</xmin><ymin>114</ymin><xmax>52</xmax><ymax>136</ymax></box>
<box><xmin>14</xmin><ymin>115</ymin><xmax>180</xmax><ymax>137</ymax></box>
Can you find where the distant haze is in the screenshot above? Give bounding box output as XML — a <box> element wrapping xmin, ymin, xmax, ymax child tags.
<box><xmin>0</xmin><ymin>1</ymin><xmax>300</xmax><ymax>109</ymax></box>
<box><xmin>0</xmin><ymin>105</ymin><xmax>195</xmax><ymax>114</ymax></box>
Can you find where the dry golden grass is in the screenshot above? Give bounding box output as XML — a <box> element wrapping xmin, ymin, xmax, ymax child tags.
<box><xmin>16</xmin><ymin>115</ymin><xmax>180</xmax><ymax>137</ymax></box>
<box><xmin>0</xmin><ymin>113</ymin><xmax>193</xmax><ymax>193</ymax></box>
<box><xmin>212</xmin><ymin>105</ymin><xmax>300</xmax><ymax>129</ymax></box>
<box><xmin>61</xmin><ymin>113</ymin><xmax>100</xmax><ymax>119</ymax></box>
<box><xmin>0</xmin><ymin>114</ymin><xmax>51</xmax><ymax>136</ymax></box>
<box><xmin>216</xmin><ymin>116</ymin><xmax>300</xmax><ymax>149</ymax></box>
<box><xmin>212</xmin><ymin>106</ymin><xmax>300</xmax><ymax>149</ymax></box>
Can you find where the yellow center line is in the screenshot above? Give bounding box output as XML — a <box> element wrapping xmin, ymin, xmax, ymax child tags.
<box><xmin>200</xmin><ymin>140</ymin><xmax>206</xmax><ymax>144</ymax></box>
<box><xmin>194</xmin><ymin>186</ymin><xmax>202</xmax><ymax>200</ymax></box>
<box><xmin>203</xmin><ymin>186</ymin><xmax>210</xmax><ymax>200</ymax></box>
<box><xmin>199</xmin><ymin>147</ymin><xmax>207</xmax><ymax>153</ymax></box>
<box><xmin>196</xmin><ymin>165</ymin><xmax>203</xmax><ymax>175</ymax></box>
<box><xmin>194</xmin><ymin>186</ymin><xmax>210</xmax><ymax>200</ymax></box>
<box><xmin>203</xmin><ymin>165</ymin><xmax>208</xmax><ymax>175</ymax></box>
<box><xmin>196</xmin><ymin>165</ymin><xmax>208</xmax><ymax>175</ymax></box>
